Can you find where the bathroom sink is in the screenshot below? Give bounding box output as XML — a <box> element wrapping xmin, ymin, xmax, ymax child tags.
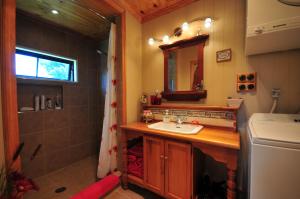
<box><xmin>148</xmin><ymin>122</ymin><xmax>203</xmax><ymax>135</ymax></box>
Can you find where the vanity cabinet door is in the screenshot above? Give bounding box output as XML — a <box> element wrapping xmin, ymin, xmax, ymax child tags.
<box><xmin>144</xmin><ymin>136</ymin><xmax>165</xmax><ymax>196</ymax></box>
<box><xmin>164</xmin><ymin>140</ymin><xmax>192</xmax><ymax>199</ymax></box>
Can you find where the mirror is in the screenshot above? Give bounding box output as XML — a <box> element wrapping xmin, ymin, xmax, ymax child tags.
<box><xmin>160</xmin><ymin>35</ymin><xmax>209</xmax><ymax>101</ymax></box>
<box><xmin>168</xmin><ymin>45</ymin><xmax>199</xmax><ymax>91</ymax></box>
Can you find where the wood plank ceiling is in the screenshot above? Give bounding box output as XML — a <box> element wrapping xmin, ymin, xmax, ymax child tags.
<box><xmin>120</xmin><ymin>0</ymin><xmax>199</xmax><ymax>23</ymax></box>
<box><xmin>16</xmin><ymin>0</ymin><xmax>117</xmax><ymax>41</ymax></box>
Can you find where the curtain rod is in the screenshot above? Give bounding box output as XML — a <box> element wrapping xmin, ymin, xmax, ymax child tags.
<box><xmin>68</xmin><ymin>0</ymin><xmax>113</xmax><ymax>24</ymax></box>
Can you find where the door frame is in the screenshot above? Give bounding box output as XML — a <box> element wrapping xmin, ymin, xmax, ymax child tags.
<box><xmin>1</xmin><ymin>0</ymin><xmax>20</xmax><ymax>169</ymax></box>
<box><xmin>0</xmin><ymin>0</ymin><xmax>127</xmax><ymax>169</ymax></box>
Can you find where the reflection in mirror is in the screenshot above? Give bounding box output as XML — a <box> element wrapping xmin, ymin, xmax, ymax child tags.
<box><xmin>168</xmin><ymin>51</ymin><xmax>177</xmax><ymax>91</ymax></box>
<box><xmin>167</xmin><ymin>45</ymin><xmax>198</xmax><ymax>91</ymax></box>
<box><xmin>160</xmin><ymin>35</ymin><xmax>208</xmax><ymax>101</ymax></box>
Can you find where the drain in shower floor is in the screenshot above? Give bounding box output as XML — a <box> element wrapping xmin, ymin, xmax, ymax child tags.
<box><xmin>55</xmin><ymin>187</ymin><xmax>67</xmax><ymax>193</ymax></box>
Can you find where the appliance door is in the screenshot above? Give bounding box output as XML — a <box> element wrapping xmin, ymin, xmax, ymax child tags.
<box><xmin>247</xmin><ymin>127</ymin><xmax>252</xmax><ymax>199</ymax></box>
<box><xmin>250</xmin><ymin>143</ymin><xmax>300</xmax><ymax>199</ymax></box>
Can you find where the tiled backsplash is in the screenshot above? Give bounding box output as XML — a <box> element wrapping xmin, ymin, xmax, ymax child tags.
<box><xmin>146</xmin><ymin>107</ymin><xmax>237</xmax><ymax>130</ymax></box>
<box><xmin>150</xmin><ymin>108</ymin><xmax>236</xmax><ymax>120</ymax></box>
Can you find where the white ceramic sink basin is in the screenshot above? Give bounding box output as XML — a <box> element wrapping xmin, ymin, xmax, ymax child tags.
<box><xmin>148</xmin><ymin>122</ymin><xmax>203</xmax><ymax>135</ymax></box>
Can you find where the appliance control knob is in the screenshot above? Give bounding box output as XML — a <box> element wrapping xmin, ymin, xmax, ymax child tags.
<box><xmin>239</xmin><ymin>75</ymin><xmax>246</xmax><ymax>81</ymax></box>
<box><xmin>247</xmin><ymin>74</ymin><xmax>255</xmax><ymax>81</ymax></box>
<box><xmin>248</xmin><ymin>84</ymin><xmax>255</xmax><ymax>90</ymax></box>
<box><xmin>239</xmin><ymin>84</ymin><xmax>246</xmax><ymax>90</ymax></box>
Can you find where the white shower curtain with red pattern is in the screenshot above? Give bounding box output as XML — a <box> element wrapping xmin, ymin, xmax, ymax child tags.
<box><xmin>97</xmin><ymin>23</ymin><xmax>118</xmax><ymax>178</ymax></box>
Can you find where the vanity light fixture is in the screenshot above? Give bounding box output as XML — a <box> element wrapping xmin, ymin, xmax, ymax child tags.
<box><xmin>148</xmin><ymin>37</ymin><xmax>163</xmax><ymax>46</ymax></box>
<box><xmin>182</xmin><ymin>22</ymin><xmax>189</xmax><ymax>31</ymax></box>
<box><xmin>147</xmin><ymin>16</ymin><xmax>214</xmax><ymax>46</ymax></box>
<box><xmin>148</xmin><ymin>38</ymin><xmax>155</xmax><ymax>45</ymax></box>
<box><xmin>204</xmin><ymin>17</ymin><xmax>212</xmax><ymax>28</ymax></box>
<box><xmin>162</xmin><ymin>35</ymin><xmax>170</xmax><ymax>44</ymax></box>
<box><xmin>51</xmin><ymin>9</ymin><xmax>59</xmax><ymax>15</ymax></box>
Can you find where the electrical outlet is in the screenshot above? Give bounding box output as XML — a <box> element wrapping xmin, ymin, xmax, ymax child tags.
<box><xmin>272</xmin><ymin>88</ymin><xmax>281</xmax><ymax>98</ymax></box>
<box><xmin>237</xmin><ymin>72</ymin><xmax>257</xmax><ymax>92</ymax></box>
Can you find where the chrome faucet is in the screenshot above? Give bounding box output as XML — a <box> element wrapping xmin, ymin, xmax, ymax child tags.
<box><xmin>176</xmin><ymin>116</ymin><xmax>183</xmax><ymax>124</ymax></box>
<box><xmin>175</xmin><ymin>115</ymin><xmax>186</xmax><ymax>127</ymax></box>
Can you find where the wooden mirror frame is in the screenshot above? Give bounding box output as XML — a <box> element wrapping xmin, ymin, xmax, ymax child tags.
<box><xmin>159</xmin><ymin>34</ymin><xmax>209</xmax><ymax>101</ymax></box>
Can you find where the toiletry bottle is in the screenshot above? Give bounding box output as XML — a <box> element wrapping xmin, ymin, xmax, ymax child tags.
<box><xmin>163</xmin><ymin>110</ymin><xmax>170</xmax><ymax>123</ymax></box>
<box><xmin>55</xmin><ymin>94</ymin><xmax>61</xmax><ymax>109</ymax></box>
<box><xmin>41</xmin><ymin>95</ymin><xmax>45</xmax><ymax>110</ymax></box>
<box><xmin>46</xmin><ymin>98</ymin><xmax>53</xmax><ymax>109</ymax></box>
<box><xmin>34</xmin><ymin>95</ymin><xmax>40</xmax><ymax>111</ymax></box>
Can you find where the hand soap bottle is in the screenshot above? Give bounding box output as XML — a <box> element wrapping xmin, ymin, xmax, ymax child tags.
<box><xmin>163</xmin><ymin>110</ymin><xmax>171</xmax><ymax>123</ymax></box>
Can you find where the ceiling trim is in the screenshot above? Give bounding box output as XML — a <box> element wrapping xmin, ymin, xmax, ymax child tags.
<box><xmin>118</xmin><ymin>0</ymin><xmax>199</xmax><ymax>23</ymax></box>
<box><xmin>142</xmin><ymin>0</ymin><xmax>198</xmax><ymax>23</ymax></box>
<box><xmin>118</xmin><ymin>0</ymin><xmax>142</xmax><ymax>22</ymax></box>
<box><xmin>101</xmin><ymin>0</ymin><xmax>126</xmax><ymax>14</ymax></box>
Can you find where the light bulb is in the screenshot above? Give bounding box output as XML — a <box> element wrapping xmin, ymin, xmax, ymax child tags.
<box><xmin>51</xmin><ymin>9</ymin><xmax>59</xmax><ymax>15</ymax></box>
<box><xmin>162</xmin><ymin>35</ymin><xmax>169</xmax><ymax>44</ymax></box>
<box><xmin>181</xmin><ymin>22</ymin><xmax>189</xmax><ymax>31</ymax></box>
<box><xmin>204</xmin><ymin>22</ymin><xmax>211</xmax><ymax>28</ymax></box>
<box><xmin>204</xmin><ymin>17</ymin><xmax>212</xmax><ymax>28</ymax></box>
<box><xmin>205</xmin><ymin>17</ymin><xmax>212</xmax><ymax>24</ymax></box>
<box><xmin>148</xmin><ymin>38</ymin><xmax>155</xmax><ymax>45</ymax></box>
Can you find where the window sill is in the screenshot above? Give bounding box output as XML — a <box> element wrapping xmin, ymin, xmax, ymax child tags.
<box><xmin>18</xmin><ymin>109</ymin><xmax>64</xmax><ymax>114</ymax></box>
<box><xmin>17</xmin><ymin>77</ymin><xmax>78</xmax><ymax>86</ymax></box>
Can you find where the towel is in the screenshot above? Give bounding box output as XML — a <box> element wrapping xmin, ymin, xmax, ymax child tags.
<box><xmin>128</xmin><ymin>144</ymin><xmax>143</xmax><ymax>157</ymax></box>
<box><xmin>70</xmin><ymin>174</ymin><xmax>119</xmax><ymax>199</ymax></box>
<box><xmin>128</xmin><ymin>157</ymin><xmax>143</xmax><ymax>178</ymax></box>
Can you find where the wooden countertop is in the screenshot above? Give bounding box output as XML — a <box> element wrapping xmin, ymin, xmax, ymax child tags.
<box><xmin>121</xmin><ymin>122</ymin><xmax>240</xmax><ymax>150</ymax></box>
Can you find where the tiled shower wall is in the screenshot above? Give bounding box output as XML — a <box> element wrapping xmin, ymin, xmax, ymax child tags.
<box><xmin>16</xmin><ymin>13</ymin><xmax>106</xmax><ymax>178</ymax></box>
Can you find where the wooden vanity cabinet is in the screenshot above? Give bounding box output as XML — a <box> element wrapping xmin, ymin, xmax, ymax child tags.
<box><xmin>144</xmin><ymin>136</ymin><xmax>165</xmax><ymax>196</ymax></box>
<box><xmin>144</xmin><ymin>136</ymin><xmax>192</xmax><ymax>199</ymax></box>
<box><xmin>164</xmin><ymin>140</ymin><xmax>192</xmax><ymax>199</ymax></box>
<box><xmin>122</xmin><ymin>123</ymin><xmax>240</xmax><ymax>199</ymax></box>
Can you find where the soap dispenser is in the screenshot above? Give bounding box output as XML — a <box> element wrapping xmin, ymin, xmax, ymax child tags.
<box><xmin>163</xmin><ymin>110</ymin><xmax>171</xmax><ymax>123</ymax></box>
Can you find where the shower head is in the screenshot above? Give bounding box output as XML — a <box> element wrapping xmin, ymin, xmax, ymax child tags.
<box><xmin>96</xmin><ymin>50</ymin><xmax>107</xmax><ymax>56</ymax></box>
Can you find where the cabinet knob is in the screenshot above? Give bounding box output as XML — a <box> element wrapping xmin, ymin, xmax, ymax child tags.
<box><xmin>160</xmin><ymin>155</ymin><xmax>164</xmax><ymax>159</ymax></box>
<box><xmin>164</xmin><ymin>156</ymin><xmax>168</xmax><ymax>160</ymax></box>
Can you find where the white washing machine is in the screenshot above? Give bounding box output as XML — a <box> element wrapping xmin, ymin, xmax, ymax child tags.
<box><xmin>247</xmin><ymin>113</ymin><xmax>300</xmax><ymax>199</ymax></box>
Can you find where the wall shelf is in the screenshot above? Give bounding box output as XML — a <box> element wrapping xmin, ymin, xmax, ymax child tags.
<box><xmin>161</xmin><ymin>90</ymin><xmax>207</xmax><ymax>101</ymax></box>
<box><xmin>17</xmin><ymin>83</ymin><xmax>64</xmax><ymax>111</ymax></box>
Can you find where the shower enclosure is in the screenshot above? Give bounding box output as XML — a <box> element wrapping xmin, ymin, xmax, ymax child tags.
<box><xmin>15</xmin><ymin>1</ymin><xmax>112</xmax><ymax>198</ymax></box>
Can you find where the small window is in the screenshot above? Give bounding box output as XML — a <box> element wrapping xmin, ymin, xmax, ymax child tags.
<box><xmin>15</xmin><ymin>47</ymin><xmax>77</xmax><ymax>82</ymax></box>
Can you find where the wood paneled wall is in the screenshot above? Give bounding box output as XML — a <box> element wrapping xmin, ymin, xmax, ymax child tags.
<box><xmin>141</xmin><ymin>0</ymin><xmax>300</xmax><ymax>193</ymax></box>
<box><xmin>125</xmin><ymin>12</ymin><xmax>143</xmax><ymax>123</ymax></box>
<box><xmin>142</xmin><ymin>0</ymin><xmax>300</xmax><ymax>121</ymax></box>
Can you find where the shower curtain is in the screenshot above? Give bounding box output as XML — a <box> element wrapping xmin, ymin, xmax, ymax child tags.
<box><xmin>97</xmin><ymin>23</ymin><xmax>118</xmax><ymax>178</ymax></box>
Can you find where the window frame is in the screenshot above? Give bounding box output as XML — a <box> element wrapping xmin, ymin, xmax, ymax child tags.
<box><xmin>15</xmin><ymin>47</ymin><xmax>77</xmax><ymax>83</ymax></box>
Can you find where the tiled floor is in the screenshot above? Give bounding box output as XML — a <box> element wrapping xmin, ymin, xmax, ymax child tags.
<box><xmin>104</xmin><ymin>187</ymin><xmax>144</xmax><ymax>199</ymax></box>
<box><xmin>24</xmin><ymin>156</ymin><xmax>143</xmax><ymax>199</ymax></box>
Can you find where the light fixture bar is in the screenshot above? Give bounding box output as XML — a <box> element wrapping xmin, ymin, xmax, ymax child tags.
<box><xmin>147</xmin><ymin>16</ymin><xmax>214</xmax><ymax>46</ymax></box>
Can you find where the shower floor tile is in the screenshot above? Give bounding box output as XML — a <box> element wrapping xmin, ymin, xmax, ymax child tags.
<box><xmin>24</xmin><ymin>156</ymin><xmax>145</xmax><ymax>199</ymax></box>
